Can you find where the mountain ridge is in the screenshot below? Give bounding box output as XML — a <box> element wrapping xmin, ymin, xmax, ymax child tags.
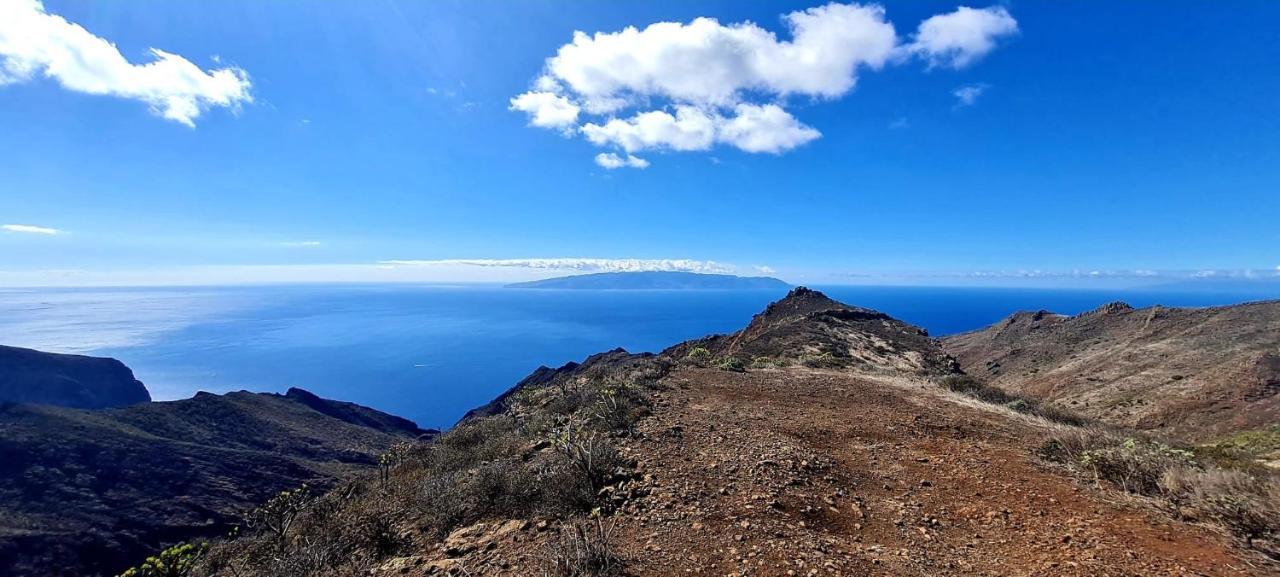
<box><xmin>943</xmin><ymin>298</ymin><xmax>1280</xmax><ymax>439</ymax></box>
<box><xmin>506</xmin><ymin>271</ymin><xmax>791</xmax><ymax>290</ymax></box>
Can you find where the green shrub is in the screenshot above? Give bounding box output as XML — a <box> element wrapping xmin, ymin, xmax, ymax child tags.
<box><xmin>750</xmin><ymin>356</ymin><xmax>774</xmax><ymax>370</ymax></box>
<box><xmin>684</xmin><ymin>347</ymin><xmax>712</xmax><ymax>367</ymax></box>
<box><xmin>120</xmin><ymin>542</ymin><xmax>207</xmax><ymax>577</ymax></box>
<box><xmin>716</xmin><ymin>357</ymin><xmax>746</xmax><ymax>372</ymax></box>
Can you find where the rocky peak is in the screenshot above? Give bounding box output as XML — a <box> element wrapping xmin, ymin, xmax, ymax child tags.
<box><xmin>1089</xmin><ymin>301</ymin><xmax>1135</xmax><ymax>316</ymax></box>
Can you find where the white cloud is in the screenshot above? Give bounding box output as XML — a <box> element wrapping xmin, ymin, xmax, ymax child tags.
<box><xmin>753</xmin><ymin>265</ymin><xmax>777</xmax><ymax>275</ymax></box>
<box><xmin>280</xmin><ymin>240</ymin><xmax>323</xmax><ymax>248</ymax></box>
<box><xmin>378</xmin><ymin>258</ymin><xmax>734</xmax><ymax>274</ymax></box>
<box><xmin>513</xmin><ymin>3</ymin><xmax>1018</xmax><ymax>166</ymax></box>
<box><xmin>908</xmin><ymin>6</ymin><xmax>1019</xmax><ymax>69</ymax></box>
<box><xmin>594</xmin><ymin>152</ymin><xmax>650</xmax><ymax>169</ymax></box>
<box><xmin>0</xmin><ymin>0</ymin><xmax>252</xmax><ymax>126</ymax></box>
<box><xmin>542</xmin><ymin>3</ymin><xmax>897</xmax><ymax>111</ymax></box>
<box><xmin>509</xmin><ymin>91</ymin><xmax>580</xmax><ymax>129</ymax></box>
<box><xmin>2</xmin><ymin>223</ymin><xmax>61</xmax><ymax>235</ymax></box>
<box><xmin>582</xmin><ymin>103</ymin><xmax>819</xmax><ymax>155</ymax></box>
<box><xmin>952</xmin><ymin>83</ymin><xmax>988</xmax><ymax>107</ymax></box>
<box><xmin>719</xmin><ymin>103</ymin><xmax>821</xmax><ymax>153</ymax></box>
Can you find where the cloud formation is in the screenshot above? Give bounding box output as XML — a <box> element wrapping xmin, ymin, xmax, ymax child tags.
<box><xmin>2</xmin><ymin>223</ymin><xmax>60</xmax><ymax>235</ymax></box>
<box><xmin>594</xmin><ymin>152</ymin><xmax>650</xmax><ymax>169</ymax></box>
<box><xmin>0</xmin><ymin>0</ymin><xmax>252</xmax><ymax>126</ymax></box>
<box><xmin>378</xmin><ymin>258</ymin><xmax>734</xmax><ymax>274</ymax></box>
<box><xmin>512</xmin><ymin>3</ymin><xmax>1017</xmax><ymax>167</ymax></box>
<box><xmin>907</xmin><ymin>6</ymin><xmax>1018</xmax><ymax>69</ymax></box>
<box><xmin>952</xmin><ymin>83</ymin><xmax>988</xmax><ymax>107</ymax></box>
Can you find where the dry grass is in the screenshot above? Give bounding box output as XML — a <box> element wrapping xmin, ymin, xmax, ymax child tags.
<box><xmin>1039</xmin><ymin>429</ymin><xmax>1280</xmax><ymax>559</ymax></box>
<box><xmin>543</xmin><ymin>518</ymin><xmax>623</xmax><ymax>577</ymax></box>
<box><xmin>190</xmin><ymin>355</ymin><xmax>667</xmax><ymax>577</ymax></box>
<box><xmin>941</xmin><ymin>375</ymin><xmax>1086</xmax><ymax>426</ymax></box>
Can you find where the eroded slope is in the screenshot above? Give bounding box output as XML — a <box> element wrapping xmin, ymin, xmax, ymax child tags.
<box><xmin>943</xmin><ymin>300</ymin><xmax>1280</xmax><ymax>439</ymax></box>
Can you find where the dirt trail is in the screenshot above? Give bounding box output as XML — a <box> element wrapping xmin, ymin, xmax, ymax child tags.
<box><xmin>604</xmin><ymin>367</ymin><xmax>1263</xmax><ymax>576</ymax></box>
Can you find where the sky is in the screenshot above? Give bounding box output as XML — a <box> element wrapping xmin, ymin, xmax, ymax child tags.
<box><xmin>1</xmin><ymin>0</ymin><xmax>1278</xmax><ymax>287</ymax></box>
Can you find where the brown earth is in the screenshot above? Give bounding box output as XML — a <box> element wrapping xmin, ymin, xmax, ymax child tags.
<box><xmin>374</xmin><ymin>367</ymin><xmax>1270</xmax><ymax>576</ymax></box>
<box><xmin>942</xmin><ymin>300</ymin><xmax>1280</xmax><ymax>440</ymax></box>
<box><xmin>189</xmin><ymin>288</ymin><xmax>1278</xmax><ymax>577</ymax></box>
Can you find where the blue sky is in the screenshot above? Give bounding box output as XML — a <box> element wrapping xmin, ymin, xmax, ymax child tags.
<box><xmin>1</xmin><ymin>0</ymin><xmax>1277</xmax><ymax>287</ymax></box>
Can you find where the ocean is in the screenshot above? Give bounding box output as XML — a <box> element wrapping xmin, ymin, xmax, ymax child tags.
<box><xmin>1</xmin><ymin>283</ymin><xmax>1274</xmax><ymax>429</ymax></box>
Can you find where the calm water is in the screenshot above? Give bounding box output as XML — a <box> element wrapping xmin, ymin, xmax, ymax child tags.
<box><xmin>1</xmin><ymin>283</ymin><xmax>1274</xmax><ymax>429</ymax></box>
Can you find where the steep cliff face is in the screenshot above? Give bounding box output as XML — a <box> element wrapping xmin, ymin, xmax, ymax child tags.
<box><xmin>943</xmin><ymin>300</ymin><xmax>1280</xmax><ymax>439</ymax></box>
<box><xmin>0</xmin><ymin>345</ymin><xmax>150</xmax><ymax>409</ymax></box>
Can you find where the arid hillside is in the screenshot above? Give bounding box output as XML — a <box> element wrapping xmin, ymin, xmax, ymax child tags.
<box><xmin>0</xmin><ymin>386</ymin><xmax>434</xmax><ymax>577</ymax></box>
<box><xmin>943</xmin><ymin>300</ymin><xmax>1280</xmax><ymax>440</ymax></box>
<box><xmin>187</xmin><ymin>288</ymin><xmax>1278</xmax><ymax>577</ymax></box>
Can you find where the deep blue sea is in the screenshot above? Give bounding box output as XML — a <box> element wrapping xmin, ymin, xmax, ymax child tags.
<box><xmin>2</xmin><ymin>284</ymin><xmax>1276</xmax><ymax>429</ymax></box>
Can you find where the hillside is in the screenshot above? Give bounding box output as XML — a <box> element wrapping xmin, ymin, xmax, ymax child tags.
<box><xmin>187</xmin><ymin>288</ymin><xmax>1278</xmax><ymax>577</ymax></box>
<box><xmin>0</xmin><ymin>345</ymin><xmax>150</xmax><ymax>409</ymax></box>
<box><xmin>942</xmin><ymin>300</ymin><xmax>1280</xmax><ymax>440</ymax></box>
<box><xmin>506</xmin><ymin>271</ymin><xmax>791</xmax><ymax>290</ymax></box>
<box><xmin>0</xmin><ymin>385</ymin><xmax>434</xmax><ymax>577</ymax></box>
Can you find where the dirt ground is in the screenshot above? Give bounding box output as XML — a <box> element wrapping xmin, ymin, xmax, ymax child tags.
<box><xmin>381</xmin><ymin>366</ymin><xmax>1274</xmax><ymax>576</ymax></box>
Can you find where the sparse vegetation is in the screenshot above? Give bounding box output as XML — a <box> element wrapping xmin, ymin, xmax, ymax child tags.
<box><xmin>544</xmin><ymin>518</ymin><xmax>623</xmax><ymax>577</ymax></box>
<box><xmin>684</xmin><ymin>347</ymin><xmax>712</xmax><ymax>367</ymax></box>
<box><xmin>799</xmin><ymin>351</ymin><xmax>841</xmax><ymax>368</ymax></box>
<box><xmin>185</xmin><ymin>353</ymin><xmax>667</xmax><ymax>577</ymax></box>
<box><xmin>716</xmin><ymin>356</ymin><xmax>746</xmax><ymax>372</ymax></box>
<box><xmin>118</xmin><ymin>542</ymin><xmax>207</xmax><ymax>577</ymax></box>
<box><xmin>942</xmin><ymin>375</ymin><xmax>1085</xmax><ymax>426</ymax></box>
<box><xmin>245</xmin><ymin>485</ymin><xmax>313</xmax><ymax>542</ymax></box>
<box><xmin>1039</xmin><ymin>430</ymin><xmax>1280</xmax><ymax>557</ymax></box>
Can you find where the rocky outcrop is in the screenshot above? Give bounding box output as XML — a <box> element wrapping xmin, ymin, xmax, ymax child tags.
<box><xmin>0</xmin><ymin>345</ymin><xmax>150</xmax><ymax>409</ymax></box>
<box><xmin>673</xmin><ymin>287</ymin><xmax>961</xmax><ymax>377</ymax></box>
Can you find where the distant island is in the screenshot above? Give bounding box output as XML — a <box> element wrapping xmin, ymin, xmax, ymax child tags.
<box><xmin>506</xmin><ymin>271</ymin><xmax>791</xmax><ymax>290</ymax></box>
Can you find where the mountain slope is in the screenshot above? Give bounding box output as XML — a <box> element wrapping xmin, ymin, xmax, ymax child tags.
<box><xmin>506</xmin><ymin>271</ymin><xmax>790</xmax><ymax>290</ymax></box>
<box><xmin>942</xmin><ymin>300</ymin><xmax>1280</xmax><ymax>439</ymax></box>
<box><xmin>190</xmin><ymin>288</ymin><xmax>1272</xmax><ymax>577</ymax></box>
<box><xmin>0</xmin><ymin>386</ymin><xmax>434</xmax><ymax>577</ymax></box>
<box><xmin>0</xmin><ymin>345</ymin><xmax>150</xmax><ymax>409</ymax></box>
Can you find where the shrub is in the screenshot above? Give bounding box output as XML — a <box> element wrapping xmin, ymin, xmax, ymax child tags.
<box><xmin>544</xmin><ymin>519</ymin><xmax>623</xmax><ymax>577</ymax></box>
<box><xmin>799</xmin><ymin>352</ymin><xmax>841</xmax><ymax>368</ymax></box>
<box><xmin>430</xmin><ymin>416</ymin><xmax>523</xmax><ymax>473</ymax></box>
<box><xmin>245</xmin><ymin>485</ymin><xmax>313</xmax><ymax>541</ymax></box>
<box><xmin>684</xmin><ymin>347</ymin><xmax>712</xmax><ymax>367</ymax></box>
<box><xmin>120</xmin><ymin>542</ymin><xmax>207</xmax><ymax>577</ymax></box>
<box><xmin>588</xmin><ymin>383</ymin><xmax>649</xmax><ymax>434</ymax></box>
<box><xmin>552</xmin><ymin>424</ymin><xmax>625</xmax><ymax>493</ymax></box>
<box><xmin>1080</xmin><ymin>438</ymin><xmax>1195</xmax><ymax>496</ymax></box>
<box><xmin>1161</xmin><ymin>467</ymin><xmax>1280</xmax><ymax>555</ymax></box>
<box><xmin>716</xmin><ymin>357</ymin><xmax>746</xmax><ymax>372</ymax></box>
<box><xmin>749</xmin><ymin>356</ymin><xmax>774</xmax><ymax>370</ymax></box>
